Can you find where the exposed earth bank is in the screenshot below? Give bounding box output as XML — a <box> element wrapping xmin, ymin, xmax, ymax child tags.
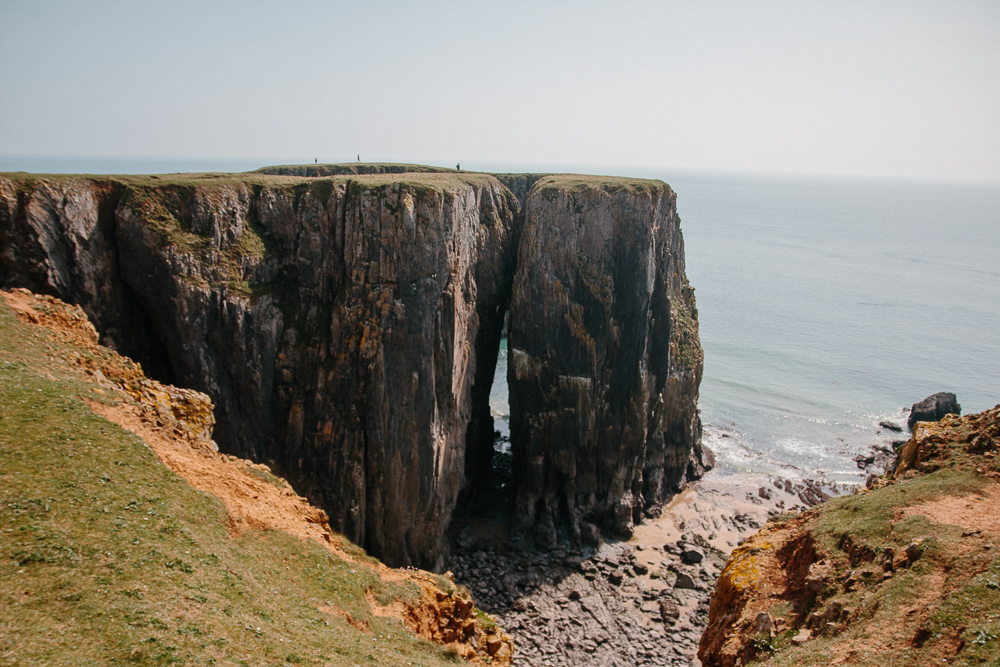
<box><xmin>0</xmin><ymin>288</ymin><xmax>513</xmax><ymax>665</ymax></box>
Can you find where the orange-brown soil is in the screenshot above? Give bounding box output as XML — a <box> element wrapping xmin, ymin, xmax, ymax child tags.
<box><xmin>2</xmin><ymin>288</ymin><xmax>512</xmax><ymax>665</ymax></box>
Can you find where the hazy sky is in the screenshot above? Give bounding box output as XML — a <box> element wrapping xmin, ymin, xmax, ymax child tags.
<box><xmin>1</xmin><ymin>0</ymin><xmax>998</xmax><ymax>180</ymax></box>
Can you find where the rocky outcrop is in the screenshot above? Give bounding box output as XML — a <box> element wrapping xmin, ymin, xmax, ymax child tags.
<box><xmin>0</xmin><ymin>166</ymin><xmax>705</xmax><ymax>568</ymax></box>
<box><xmin>699</xmin><ymin>406</ymin><xmax>1000</xmax><ymax>667</ymax></box>
<box><xmin>907</xmin><ymin>391</ymin><xmax>961</xmax><ymax>430</ymax></box>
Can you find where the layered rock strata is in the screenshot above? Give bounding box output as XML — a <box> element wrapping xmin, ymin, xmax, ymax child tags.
<box><xmin>0</xmin><ymin>167</ymin><xmax>706</xmax><ymax>568</ymax></box>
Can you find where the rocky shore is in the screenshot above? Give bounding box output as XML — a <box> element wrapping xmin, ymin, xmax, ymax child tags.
<box><xmin>449</xmin><ymin>471</ymin><xmax>847</xmax><ymax>666</ymax></box>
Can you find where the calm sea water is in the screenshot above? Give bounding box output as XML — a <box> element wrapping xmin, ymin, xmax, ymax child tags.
<box><xmin>5</xmin><ymin>156</ymin><xmax>997</xmax><ymax>485</ymax></box>
<box><xmin>671</xmin><ymin>172</ymin><xmax>1000</xmax><ymax>483</ymax></box>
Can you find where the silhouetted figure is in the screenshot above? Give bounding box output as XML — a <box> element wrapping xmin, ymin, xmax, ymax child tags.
<box><xmin>314</xmin><ymin>157</ymin><xmax>317</xmax><ymax>164</ymax></box>
<box><xmin>357</xmin><ymin>154</ymin><xmax>361</xmax><ymax>162</ymax></box>
<box><xmin>456</xmin><ymin>163</ymin><xmax>461</xmax><ymax>171</ymax></box>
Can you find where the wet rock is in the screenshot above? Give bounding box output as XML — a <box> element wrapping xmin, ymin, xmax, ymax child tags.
<box><xmin>853</xmin><ymin>454</ymin><xmax>876</xmax><ymax>469</ymax></box>
<box><xmin>879</xmin><ymin>420</ymin><xmax>903</xmax><ymax>432</ymax></box>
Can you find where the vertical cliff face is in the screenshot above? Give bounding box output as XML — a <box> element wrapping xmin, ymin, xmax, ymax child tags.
<box><xmin>0</xmin><ymin>167</ymin><xmax>704</xmax><ymax>568</ymax></box>
<box><xmin>113</xmin><ymin>174</ymin><xmax>521</xmax><ymax>570</ymax></box>
<box><xmin>508</xmin><ymin>176</ymin><xmax>706</xmax><ymax>546</ymax></box>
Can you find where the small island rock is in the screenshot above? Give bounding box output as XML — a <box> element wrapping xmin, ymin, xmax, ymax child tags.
<box><xmin>908</xmin><ymin>393</ymin><xmax>961</xmax><ymax>431</ymax></box>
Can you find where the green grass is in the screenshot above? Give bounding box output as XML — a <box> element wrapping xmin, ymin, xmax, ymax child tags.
<box><xmin>812</xmin><ymin>468</ymin><xmax>986</xmax><ymax>558</ymax></box>
<box><xmin>754</xmin><ymin>462</ymin><xmax>999</xmax><ymax>666</ymax></box>
<box><xmin>670</xmin><ymin>281</ymin><xmax>702</xmax><ymax>369</ymax></box>
<box><xmin>0</xmin><ymin>301</ymin><xmax>464</xmax><ymax>666</ymax></box>
<box><xmin>530</xmin><ymin>173</ymin><xmax>667</xmax><ymax>196</ymax></box>
<box><xmin>253</xmin><ymin>163</ymin><xmax>456</xmax><ymax>177</ymax></box>
<box><xmin>1</xmin><ymin>167</ymin><xmax>665</xmax><ymax>197</ymax></box>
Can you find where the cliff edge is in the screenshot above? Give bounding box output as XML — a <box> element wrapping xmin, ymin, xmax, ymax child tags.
<box><xmin>698</xmin><ymin>405</ymin><xmax>1000</xmax><ymax>667</ymax></box>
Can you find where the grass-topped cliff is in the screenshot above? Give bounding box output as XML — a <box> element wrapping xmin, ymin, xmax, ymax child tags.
<box><xmin>0</xmin><ymin>163</ymin><xmax>704</xmax><ymax>571</ymax></box>
<box><xmin>699</xmin><ymin>404</ymin><xmax>1000</xmax><ymax>667</ymax></box>
<box><xmin>0</xmin><ymin>289</ymin><xmax>511</xmax><ymax>666</ymax></box>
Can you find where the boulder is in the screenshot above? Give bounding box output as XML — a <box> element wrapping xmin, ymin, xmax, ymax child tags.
<box><xmin>659</xmin><ymin>600</ymin><xmax>680</xmax><ymax>624</ymax></box>
<box><xmin>908</xmin><ymin>393</ymin><xmax>960</xmax><ymax>431</ymax></box>
<box><xmin>680</xmin><ymin>549</ymin><xmax>704</xmax><ymax>565</ymax></box>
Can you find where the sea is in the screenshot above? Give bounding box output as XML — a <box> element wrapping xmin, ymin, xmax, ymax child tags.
<box><xmin>4</xmin><ymin>155</ymin><xmax>998</xmax><ymax>487</ymax></box>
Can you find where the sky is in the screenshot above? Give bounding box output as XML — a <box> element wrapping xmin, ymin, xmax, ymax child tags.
<box><xmin>1</xmin><ymin>0</ymin><xmax>998</xmax><ymax>181</ymax></box>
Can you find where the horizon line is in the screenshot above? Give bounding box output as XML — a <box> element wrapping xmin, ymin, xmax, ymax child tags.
<box><xmin>2</xmin><ymin>153</ymin><xmax>999</xmax><ymax>186</ymax></box>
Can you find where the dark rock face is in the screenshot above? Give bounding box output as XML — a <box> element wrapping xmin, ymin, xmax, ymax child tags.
<box><xmin>0</xmin><ymin>170</ymin><xmax>705</xmax><ymax>568</ymax></box>
<box><xmin>908</xmin><ymin>392</ymin><xmax>961</xmax><ymax>431</ymax></box>
<box><xmin>509</xmin><ymin>177</ymin><xmax>707</xmax><ymax>544</ymax></box>
<box><xmin>879</xmin><ymin>420</ymin><xmax>903</xmax><ymax>432</ymax></box>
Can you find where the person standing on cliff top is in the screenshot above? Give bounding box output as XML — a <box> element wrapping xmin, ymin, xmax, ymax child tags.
<box><xmin>456</xmin><ymin>163</ymin><xmax>461</xmax><ymax>171</ymax></box>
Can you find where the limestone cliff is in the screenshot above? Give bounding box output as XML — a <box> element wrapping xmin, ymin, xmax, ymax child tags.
<box><xmin>0</xmin><ymin>165</ymin><xmax>706</xmax><ymax>569</ymax></box>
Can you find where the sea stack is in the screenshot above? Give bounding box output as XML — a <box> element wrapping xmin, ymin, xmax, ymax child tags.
<box><xmin>509</xmin><ymin>176</ymin><xmax>707</xmax><ymax>546</ymax></box>
<box><xmin>908</xmin><ymin>392</ymin><xmax>961</xmax><ymax>430</ymax></box>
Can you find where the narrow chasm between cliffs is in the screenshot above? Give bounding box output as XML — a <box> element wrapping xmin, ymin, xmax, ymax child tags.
<box><xmin>450</xmin><ymin>312</ymin><xmax>518</xmax><ymax>555</ymax></box>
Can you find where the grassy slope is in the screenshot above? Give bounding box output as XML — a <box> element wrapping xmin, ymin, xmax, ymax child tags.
<box><xmin>704</xmin><ymin>408</ymin><xmax>1000</xmax><ymax>667</ymax></box>
<box><xmin>0</xmin><ymin>166</ymin><xmax>666</xmax><ymax>195</ymax></box>
<box><xmin>0</xmin><ymin>300</ymin><xmax>466</xmax><ymax>666</ymax></box>
<box><xmin>529</xmin><ymin>173</ymin><xmax>668</xmax><ymax>195</ymax></box>
<box><xmin>768</xmin><ymin>470</ymin><xmax>1000</xmax><ymax>666</ymax></box>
